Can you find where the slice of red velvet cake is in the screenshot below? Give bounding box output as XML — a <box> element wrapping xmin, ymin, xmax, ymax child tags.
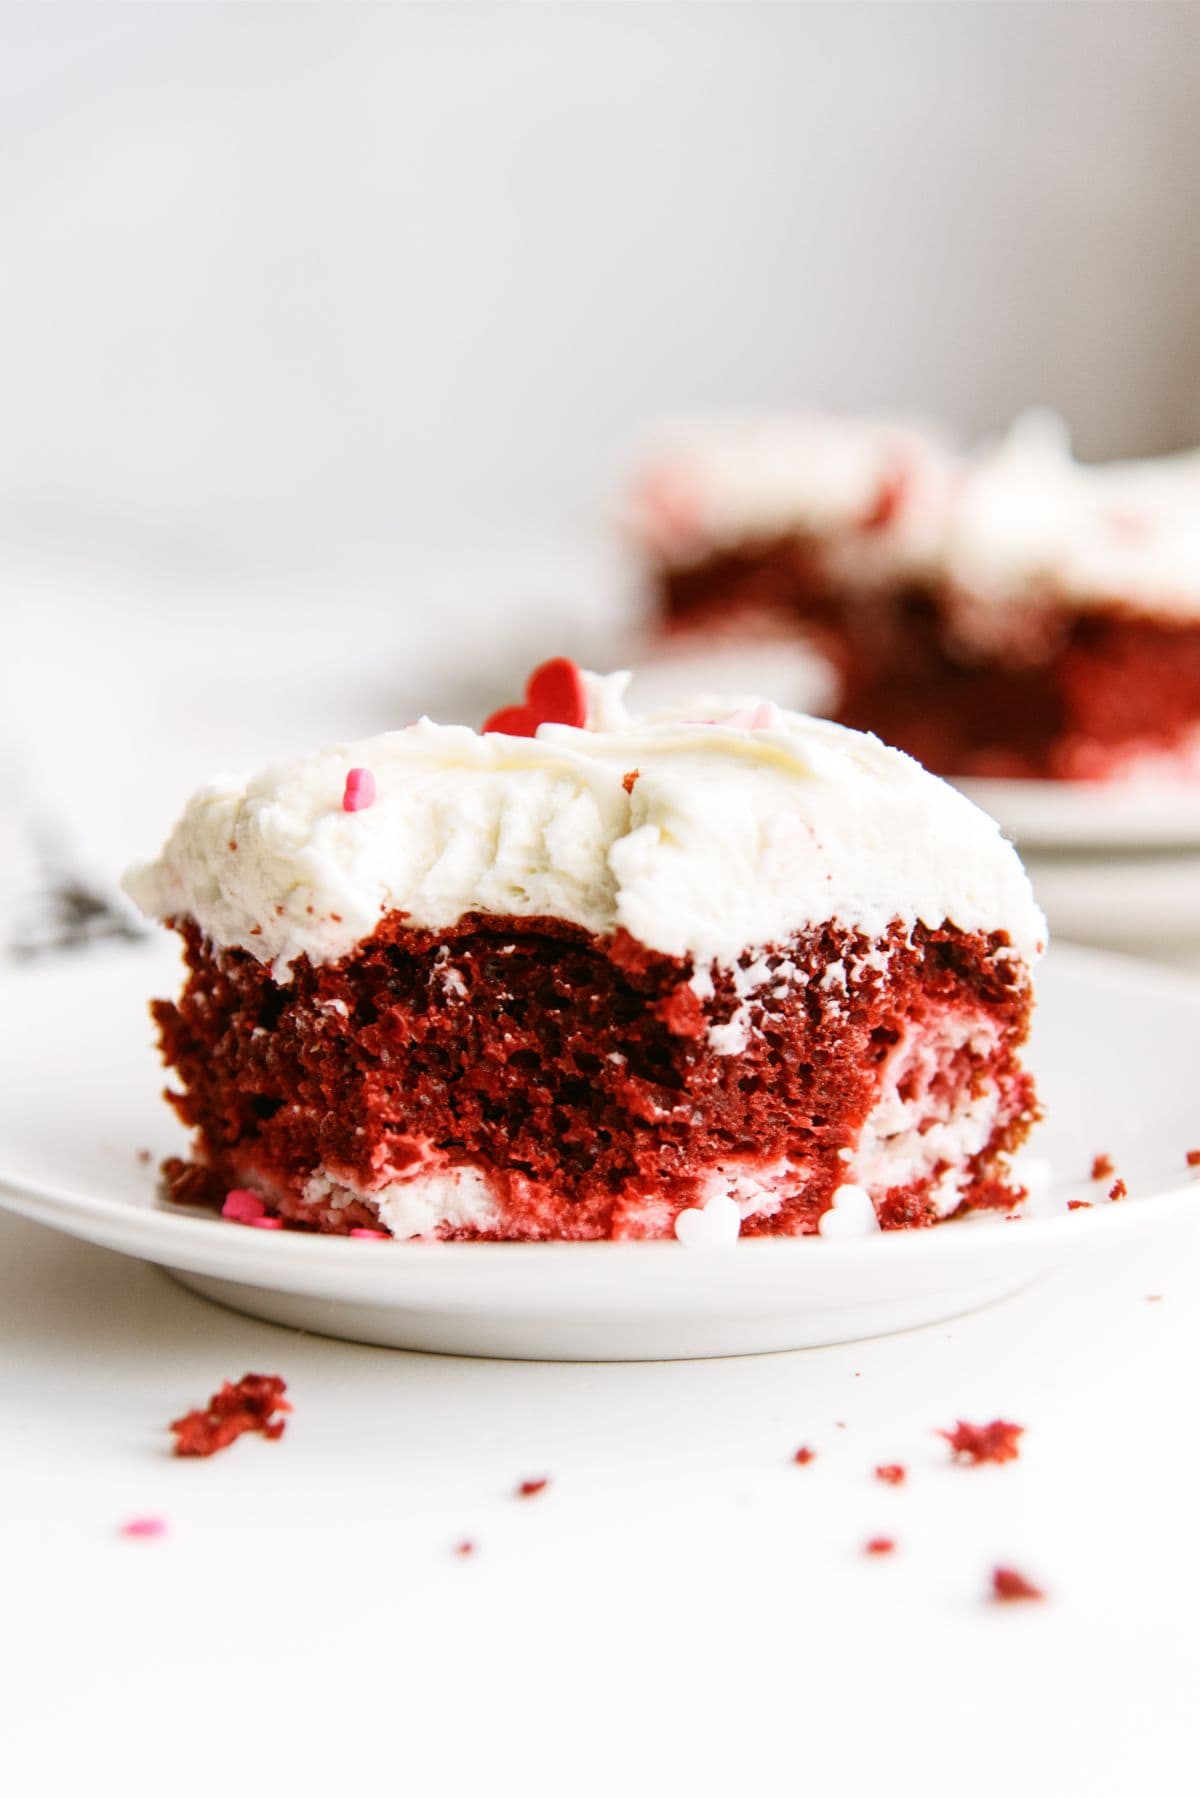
<box><xmin>634</xmin><ymin>413</ymin><xmax>1200</xmax><ymax>782</ymax></box>
<box><xmin>123</xmin><ymin>660</ymin><xmax>1045</xmax><ymax>1242</ymax></box>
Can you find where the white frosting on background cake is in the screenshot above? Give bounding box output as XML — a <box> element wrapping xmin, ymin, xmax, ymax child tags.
<box><xmin>636</xmin><ymin>409</ymin><xmax>1200</xmax><ymax>621</ymax></box>
<box><xmin>945</xmin><ymin>412</ymin><xmax>1200</xmax><ymax>620</ymax></box>
<box><xmin>629</xmin><ymin>413</ymin><xmax>952</xmax><ymax>573</ymax></box>
<box><xmin>125</xmin><ymin>673</ymin><xmax>1045</xmax><ymax>976</ymax></box>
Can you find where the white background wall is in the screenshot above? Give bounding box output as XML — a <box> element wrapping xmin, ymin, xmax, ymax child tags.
<box><xmin>1</xmin><ymin>1</ymin><xmax>1198</xmax><ymax>579</ymax></box>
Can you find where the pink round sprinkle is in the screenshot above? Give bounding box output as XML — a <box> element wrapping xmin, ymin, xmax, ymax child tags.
<box><xmin>343</xmin><ymin>767</ymin><xmax>376</xmax><ymax>812</ymax></box>
<box><xmin>120</xmin><ymin>1516</ymin><xmax>167</xmax><ymax>1540</ymax></box>
<box><xmin>222</xmin><ymin>1188</ymin><xmax>266</xmax><ymax>1224</ymax></box>
<box><xmin>250</xmin><ymin>1216</ymin><xmax>284</xmax><ymax>1230</ymax></box>
<box><xmin>349</xmin><ymin>1228</ymin><xmax>389</xmax><ymax>1240</ymax></box>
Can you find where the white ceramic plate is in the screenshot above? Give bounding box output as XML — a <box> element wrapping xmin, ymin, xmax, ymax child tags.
<box><xmin>0</xmin><ymin>939</ymin><xmax>1197</xmax><ymax>1360</ymax></box>
<box><xmin>958</xmin><ymin>776</ymin><xmax>1200</xmax><ymax>851</ymax></box>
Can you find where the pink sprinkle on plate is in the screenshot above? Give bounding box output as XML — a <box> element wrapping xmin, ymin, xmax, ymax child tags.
<box><xmin>222</xmin><ymin>1188</ymin><xmax>265</xmax><ymax>1224</ymax></box>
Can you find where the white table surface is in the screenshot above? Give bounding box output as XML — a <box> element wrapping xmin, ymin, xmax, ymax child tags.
<box><xmin>6</xmin><ymin>1205</ymin><xmax>1200</xmax><ymax>1796</ymax></box>
<box><xmin>5</xmin><ymin>543</ymin><xmax>1200</xmax><ymax>1795</ymax></box>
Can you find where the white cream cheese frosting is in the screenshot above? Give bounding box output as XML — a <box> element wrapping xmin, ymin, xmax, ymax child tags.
<box><xmin>944</xmin><ymin>411</ymin><xmax>1200</xmax><ymax>620</ymax></box>
<box><xmin>124</xmin><ymin>672</ymin><xmax>1046</xmax><ymax>977</ymax></box>
<box><xmin>628</xmin><ymin>412</ymin><xmax>952</xmax><ymax>574</ymax></box>
<box><xmin>633</xmin><ymin>409</ymin><xmax>1200</xmax><ymax>621</ymax></box>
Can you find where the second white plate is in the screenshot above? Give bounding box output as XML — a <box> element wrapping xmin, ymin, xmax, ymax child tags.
<box><xmin>958</xmin><ymin>775</ymin><xmax>1200</xmax><ymax>851</ymax></box>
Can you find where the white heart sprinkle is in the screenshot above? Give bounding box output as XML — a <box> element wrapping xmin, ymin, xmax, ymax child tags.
<box><xmin>674</xmin><ymin>1194</ymin><xmax>742</xmax><ymax>1248</ymax></box>
<box><xmin>818</xmin><ymin>1183</ymin><xmax>881</xmax><ymax>1239</ymax></box>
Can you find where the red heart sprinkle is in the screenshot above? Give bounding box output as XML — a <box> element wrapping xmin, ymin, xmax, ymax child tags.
<box><xmin>483</xmin><ymin>659</ymin><xmax>588</xmax><ymax>736</ymax></box>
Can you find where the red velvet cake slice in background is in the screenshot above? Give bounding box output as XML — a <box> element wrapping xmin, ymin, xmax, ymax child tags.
<box><xmin>123</xmin><ymin>663</ymin><xmax>1045</xmax><ymax>1242</ymax></box>
<box><xmin>633</xmin><ymin>412</ymin><xmax>1200</xmax><ymax>782</ymax></box>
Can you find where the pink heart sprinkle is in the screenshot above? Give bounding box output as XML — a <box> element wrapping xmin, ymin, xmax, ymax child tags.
<box><xmin>222</xmin><ymin>1188</ymin><xmax>266</xmax><ymax>1224</ymax></box>
<box><xmin>349</xmin><ymin>1228</ymin><xmax>389</xmax><ymax>1240</ymax></box>
<box><xmin>250</xmin><ymin>1216</ymin><xmax>284</xmax><ymax>1230</ymax></box>
<box><xmin>343</xmin><ymin>767</ymin><xmax>376</xmax><ymax>812</ymax></box>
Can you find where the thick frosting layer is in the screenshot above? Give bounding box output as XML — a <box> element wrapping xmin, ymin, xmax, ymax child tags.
<box><xmin>124</xmin><ymin>673</ymin><xmax>1045</xmax><ymax>976</ymax></box>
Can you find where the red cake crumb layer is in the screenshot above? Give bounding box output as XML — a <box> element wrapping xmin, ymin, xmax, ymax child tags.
<box><xmin>151</xmin><ymin>909</ymin><xmax>1036</xmax><ymax>1242</ymax></box>
<box><xmin>656</xmin><ymin>546</ymin><xmax>1200</xmax><ymax>780</ymax></box>
<box><xmin>169</xmin><ymin>1373</ymin><xmax>290</xmax><ymax>1458</ymax></box>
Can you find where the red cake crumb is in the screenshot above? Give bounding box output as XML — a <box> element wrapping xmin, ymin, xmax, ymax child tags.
<box><xmin>516</xmin><ymin>1477</ymin><xmax>549</xmax><ymax>1499</ymax></box>
<box><xmin>622</xmin><ymin>768</ymin><xmax>640</xmax><ymax>794</ymax></box>
<box><xmin>793</xmin><ymin>1445</ymin><xmax>816</xmax><ymax>1465</ymax></box>
<box><xmin>1147</xmin><ymin>1294</ymin><xmax>1164</xmax><ymax>1303</ymax></box>
<box><xmin>453</xmin><ymin>1539</ymin><xmax>476</xmax><ymax>1558</ymax></box>
<box><xmin>136</xmin><ymin>1147</ymin><xmax>152</xmax><ymax>1165</ymax></box>
<box><xmin>1091</xmin><ymin>1152</ymin><xmax>1114</xmax><ymax>1181</ymax></box>
<box><xmin>874</xmin><ymin>1463</ymin><xmax>906</xmax><ymax>1486</ymax></box>
<box><xmin>1067</xmin><ymin>1199</ymin><xmax>1092</xmax><ymax>1211</ymax></box>
<box><xmin>864</xmin><ymin>1536</ymin><xmax>896</xmax><ymax>1556</ymax></box>
<box><xmin>991</xmin><ymin>1566</ymin><xmax>1045</xmax><ymax>1603</ymax></box>
<box><xmin>939</xmin><ymin>1419</ymin><xmax>1024</xmax><ymax>1465</ymax></box>
<box><xmin>160</xmin><ymin>1155</ymin><xmax>226</xmax><ymax>1210</ymax></box>
<box><xmin>1109</xmin><ymin>1178</ymin><xmax>1128</xmax><ymax>1202</ymax></box>
<box><xmin>169</xmin><ymin>1373</ymin><xmax>290</xmax><ymax>1458</ymax></box>
<box><xmin>1186</xmin><ymin>1150</ymin><xmax>1200</xmax><ymax>1168</ymax></box>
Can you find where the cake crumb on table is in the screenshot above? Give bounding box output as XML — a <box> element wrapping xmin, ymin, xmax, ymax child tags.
<box><xmin>1185</xmin><ymin>1149</ymin><xmax>1200</xmax><ymax>1169</ymax></box>
<box><xmin>874</xmin><ymin>1463</ymin><xmax>906</xmax><ymax>1486</ymax></box>
<box><xmin>939</xmin><ymin>1420</ymin><xmax>1024</xmax><ymax>1465</ymax></box>
<box><xmin>1090</xmin><ymin>1152</ymin><xmax>1114</xmax><ymax>1181</ymax></box>
<box><xmin>169</xmin><ymin>1373</ymin><xmax>290</xmax><ymax>1458</ymax></box>
<box><xmin>516</xmin><ymin>1477</ymin><xmax>550</xmax><ymax>1499</ymax></box>
<box><xmin>991</xmin><ymin>1566</ymin><xmax>1045</xmax><ymax>1603</ymax></box>
<box><xmin>864</xmin><ymin>1536</ymin><xmax>896</xmax><ymax>1556</ymax></box>
<box><xmin>793</xmin><ymin>1445</ymin><xmax>816</xmax><ymax>1465</ymax></box>
<box><xmin>1109</xmin><ymin>1178</ymin><xmax>1128</xmax><ymax>1202</ymax></box>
